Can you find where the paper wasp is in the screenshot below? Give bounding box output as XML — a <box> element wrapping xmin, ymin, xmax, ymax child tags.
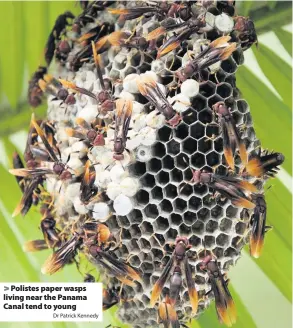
<box><xmin>28</xmin><ymin>66</ymin><xmax>47</xmax><ymax>107</ymax></box>
<box><xmin>234</xmin><ymin>16</ymin><xmax>258</xmax><ymax>51</ymax></box>
<box><xmin>243</xmin><ymin>149</ymin><xmax>284</xmax><ymax>178</ymax></box>
<box><xmin>9</xmin><ymin>116</ymin><xmax>73</xmax><ymax>181</ymax></box>
<box><xmin>55</xmin><ymin>39</ymin><xmax>72</xmax><ymax>65</ymax></box>
<box><xmin>136</xmin><ymin>74</ymin><xmax>181</xmax><ymax>127</ymax></box>
<box><xmin>103</xmin><ymin>286</ymin><xmax>121</xmax><ymax>311</ymax></box>
<box><xmin>45</xmin><ymin>11</ymin><xmax>75</xmax><ymax>66</ymax></box>
<box><xmin>113</xmin><ymin>98</ymin><xmax>133</xmax><ymax>160</ymax></box>
<box><xmin>150</xmin><ymin>236</ymin><xmax>198</xmax><ymax>315</ymax></box>
<box><xmin>199</xmin><ymin>253</ymin><xmax>237</xmax><ymax>327</ymax></box>
<box><xmin>212</xmin><ymin>101</ymin><xmax>247</xmax><ymax>170</ymax></box>
<box><xmin>79</xmin><ymin>160</ymin><xmax>100</xmax><ymax>204</ymax></box>
<box><xmin>66</xmin><ymin>117</ymin><xmax>106</xmax><ymax>148</ymax></box>
<box><xmin>176</xmin><ymin>36</ymin><xmax>237</xmax><ymax>81</ymax></box>
<box><xmin>157</xmin><ymin>296</ymin><xmax>180</xmax><ymax>328</ymax></box>
<box><xmin>147</xmin><ymin>17</ymin><xmax>206</xmax><ymax>58</ymax></box>
<box><xmin>190</xmin><ymin>170</ymin><xmax>257</xmax><ymax>209</ymax></box>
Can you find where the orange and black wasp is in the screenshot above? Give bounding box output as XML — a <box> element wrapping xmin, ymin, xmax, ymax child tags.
<box><xmin>9</xmin><ymin>116</ymin><xmax>73</xmax><ymax>181</ymax></box>
<box><xmin>28</xmin><ymin>66</ymin><xmax>47</xmax><ymax>107</ymax></box>
<box><xmin>150</xmin><ymin>236</ymin><xmax>198</xmax><ymax>315</ymax></box>
<box><xmin>66</xmin><ymin>117</ymin><xmax>106</xmax><ymax>147</ymax></box>
<box><xmin>243</xmin><ymin>149</ymin><xmax>284</xmax><ymax>178</ymax></box>
<box><xmin>199</xmin><ymin>253</ymin><xmax>237</xmax><ymax>327</ymax></box>
<box><xmin>41</xmin><ymin>221</ymin><xmax>111</xmax><ymax>275</ymax></box>
<box><xmin>136</xmin><ymin>75</ymin><xmax>182</xmax><ymax>127</ymax></box>
<box><xmin>113</xmin><ymin>98</ymin><xmax>133</xmax><ymax>160</ymax></box>
<box><xmin>249</xmin><ymin>194</ymin><xmax>271</xmax><ymax>258</ymax></box>
<box><xmin>190</xmin><ymin>170</ymin><xmax>257</xmax><ymax>209</ymax></box>
<box><xmin>176</xmin><ymin>36</ymin><xmax>236</xmax><ymax>81</ymax></box>
<box><xmin>147</xmin><ymin>16</ymin><xmax>206</xmax><ymax>59</ymax></box>
<box><xmin>233</xmin><ymin>16</ymin><xmax>258</xmax><ymax>51</ymax></box>
<box><xmin>212</xmin><ymin>101</ymin><xmax>247</xmax><ymax>171</ymax></box>
<box><xmin>157</xmin><ymin>296</ymin><xmax>180</xmax><ymax>328</ymax></box>
<box><xmin>103</xmin><ymin>286</ymin><xmax>121</xmax><ymax>311</ymax></box>
<box><xmin>79</xmin><ymin>160</ymin><xmax>100</xmax><ymax>205</ymax></box>
<box><xmin>45</xmin><ymin>11</ymin><xmax>75</xmax><ymax>66</ymax></box>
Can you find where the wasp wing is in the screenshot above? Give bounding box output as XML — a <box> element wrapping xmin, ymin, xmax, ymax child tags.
<box><xmin>183</xmin><ymin>257</ymin><xmax>198</xmax><ymax>314</ymax></box>
<box><xmin>250</xmin><ymin>201</ymin><xmax>266</xmax><ymax>258</ymax></box>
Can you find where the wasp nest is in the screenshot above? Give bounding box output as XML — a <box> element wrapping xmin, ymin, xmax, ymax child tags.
<box><xmin>12</xmin><ymin>1</ymin><xmax>284</xmax><ymax>328</ymax></box>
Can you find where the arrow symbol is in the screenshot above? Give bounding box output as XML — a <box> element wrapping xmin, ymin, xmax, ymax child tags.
<box><xmin>4</xmin><ymin>286</ymin><xmax>9</xmax><ymax>291</ymax></box>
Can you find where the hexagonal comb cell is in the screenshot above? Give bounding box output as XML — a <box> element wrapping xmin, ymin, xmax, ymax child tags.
<box><xmin>154</xmin><ymin>216</ymin><xmax>169</xmax><ymax>233</ymax></box>
<box><xmin>191</xmin><ymin>152</ymin><xmax>205</xmax><ymax>169</ymax></box>
<box><xmin>153</xmin><ymin>142</ymin><xmax>166</xmax><ymax>158</ymax></box>
<box><xmin>221</xmin><ymin>58</ymin><xmax>237</xmax><ymax>74</ymax></box>
<box><xmin>156</xmin><ymin>170</ymin><xmax>170</xmax><ymax>186</ymax></box>
<box><xmin>174</xmin><ymin>198</ymin><xmax>187</xmax><ymax>212</ymax></box>
<box><xmin>170</xmin><ymin>168</ymin><xmax>183</xmax><ymax>183</ymax></box>
<box><xmin>144</xmin><ymin>204</ymin><xmax>159</xmax><ymax>219</ymax></box>
<box><xmin>158</xmin><ymin>126</ymin><xmax>172</xmax><ymax>142</ymax></box>
<box><xmin>191</xmin><ymin>94</ymin><xmax>207</xmax><ymax>112</ymax></box>
<box><xmin>198</xmin><ymin>108</ymin><xmax>213</xmax><ymax>124</ymax></box>
<box><xmin>162</xmin><ymin>155</ymin><xmax>174</xmax><ymax>170</ymax></box>
<box><xmin>164</xmin><ymin>183</ymin><xmax>178</xmax><ymax>199</ymax></box>
<box><xmin>151</xmin><ymin>186</ymin><xmax>163</xmax><ymax>201</ymax></box>
<box><xmin>159</xmin><ymin>199</ymin><xmax>173</xmax><ymax>213</ymax></box>
<box><xmin>182</xmin><ymin>137</ymin><xmax>197</xmax><ymax>155</ymax></box>
<box><xmin>136</xmin><ymin>190</ymin><xmax>150</xmax><ymax>206</ymax></box>
<box><xmin>199</xmin><ymin>81</ymin><xmax>216</xmax><ymax>98</ymax></box>
<box><xmin>175</xmin><ymin>123</ymin><xmax>189</xmax><ymax>140</ymax></box>
<box><xmin>182</xmin><ymin>108</ymin><xmax>197</xmax><ymax>125</ymax></box>
<box><xmin>166</xmin><ymin>139</ymin><xmax>180</xmax><ymax>155</ymax></box>
<box><xmin>140</xmin><ymin>173</ymin><xmax>156</xmax><ymax>189</ymax></box>
<box><xmin>190</xmin><ymin>122</ymin><xmax>205</xmax><ymax>140</ymax></box>
<box><xmin>216</xmin><ymin>83</ymin><xmax>233</xmax><ymax>99</ymax></box>
<box><xmin>147</xmin><ymin>158</ymin><xmax>162</xmax><ymax>174</ymax></box>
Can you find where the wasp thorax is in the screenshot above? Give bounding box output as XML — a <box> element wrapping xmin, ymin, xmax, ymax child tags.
<box><xmin>87</xmin><ymin>130</ymin><xmax>98</xmax><ymax>143</ymax></box>
<box><xmin>57</xmin><ymin>89</ymin><xmax>69</xmax><ymax>101</ymax></box>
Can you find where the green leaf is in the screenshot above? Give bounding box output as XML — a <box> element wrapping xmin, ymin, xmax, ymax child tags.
<box><xmin>275</xmin><ymin>29</ymin><xmax>292</xmax><ymax>57</ymax></box>
<box><xmin>0</xmin><ymin>2</ymin><xmax>25</xmax><ymax>110</ymax></box>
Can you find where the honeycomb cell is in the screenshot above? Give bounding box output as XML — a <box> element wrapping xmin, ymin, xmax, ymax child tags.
<box><xmin>141</xmin><ymin>221</ymin><xmax>154</xmax><ymax>236</ymax></box>
<box><xmin>204</xmin><ymin>235</ymin><xmax>215</xmax><ymax>247</ymax></box>
<box><xmin>179</xmin><ymin>223</ymin><xmax>192</xmax><ymax>236</ymax></box>
<box><xmin>170</xmin><ymin>213</ymin><xmax>182</xmax><ymax>225</ymax></box>
<box><xmin>191</xmin><ymin>152</ymin><xmax>205</xmax><ymax>169</ymax></box>
<box><xmin>212</xmin><ymin>247</ymin><xmax>224</xmax><ymax>258</ymax></box>
<box><xmin>164</xmin><ymin>183</ymin><xmax>178</xmax><ymax>199</ymax></box>
<box><xmin>232</xmin><ymin>48</ymin><xmax>245</xmax><ymax>66</ymax></box>
<box><xmin>179</xmin><ymin>181</ymin><xmax>193</xmax><ymax>198</ymax></box>
<box><xmin>214</xmin><ymin>138</ymin><xmax>223</xmax><ymax>153</ymax></box>
<box><xmin>175</xmin><ymin>123</ymin><xmax>189</xmax><ymax>140</ymax></box>
<box><xmin>216</xmin><ymin>83</ymin><xmax>233</xmax><ymax>99</ymax></box>
<box><xmin>170</xmin><ymin>168</ymin><xmax>183</xmax><ymax>183</ymax></box>
<box><xmin>166</xmin><ymin>139</ymin><xmax>180</xmax><ymax>155</ymax></box>
<box><xmin>193</xmin><ymin>184</ymin><xmax>208</xmax><ymax>197</ymax></box>
<box><xmin>159</xmin><ymin>199</ymin><xmax>173</xmax><ymax>213</ymax></box>
<box><xmin>191</xmin><ymin>94</ymin><xmax>207</xmax><ymax>112</ymax></box>
<box><xmin>232</xmin><ymin>111</ymin><xmax>243</xmax><ymax>125</ymax></box>
<box><xmin>153</xmin><ymin>142</ymin><xmax>166</xmax><ymax>158</ymax></box>
<box><xmin>189</xmin><ymin>235</ymin><xmax>201</xmax><ymax>247</ymax></box>
<box><xmin>128</xmin><ymin>209</ymin><xmax>143</xmax><ymax>224</ymax></box>
<box><xmin>199</xmin><ymin>81</ymin><xmax>216</xmax><ymax>98</ymax></box>
<box><xmin>216</xmin><ymin>233</ymin><xmax>229</xmax><ymax>246</ymax></box>
<box><xmin>208</xmin><ymin>94</ymin><xmax>223</xmax><ymax>108</ymax></box>
<box><xmin>129</xmin><ymin>161</ymin><xmax>146</xmax><ymax>176</ymax></box>
<box><xmin>235</xmin><ymin>221</ymin><xmax>247</xmax><ymax>235</ymax></box>
<box><xmin>156</xmin><ymin>170</ymin><xmax>170</xmax><ymax>186</ymax></box>
<box><xmin>158</xmin><ymin>125</ymin><xmax>172</xmax><ymax>142</ymax></box>
<box><xmin>183</xmin><ymin>211</ymin><xmax>197</xmax><ymax>226</ymax></box>
<box><xmin>206</xmin><ymin>124</ymin><xmax>220</xmax><ymax>138</ymax></box>
<box><xmin>205</xmin><ymin>220</ymin><xmax>218</xmax><ymax>233</ymax></box>
<box><xmin>192</xmin><ymin>220</ymin><xmax>204</xmax><ymax>234</ymax></box>
<box><xmin>198</xmin><ymin>109</ymin><xmax>213</xmax><ymax>124</ymax></box>
<box><xmin>165</xmin><ymin>227</ymin><xmax>179</xmax><ymax>242</ymax></box>
<box><xmin>105</xmin><ymin>215</ymin><xmax>120</xmax><ymax>230</ymax></box>
<box><xmin>189</xmin><ymin>196</ymin><xmax>202</xmax><ymax>210</ymax></box>
<box><xmin>198</xmin><ymin>137</ymin><xmax>212</xmax><ymax>153</ymax></box>
<box><xmin>182</xmin><ymin>108</ymin><xmax>197</xmax><ymax>125</ymax></box>
<box><xmin>154</xmin><ymin>216</ymin><xmax>169</xmax><ymax>233</ymax></box>
<box><xmin>190</xmin><ymin>121</ymin><xmax>205</xmax><ymax>140</ymax></box>
<box><xmin>129</xmin><ymin>254</ymin><xmax>141</xmax><ymax>268</ymax></box>
<box><xmin>175</xmin><ymin>153</ymin><xmax>189</xmax><ymax>170</ymax></box>
<box><xmin>147</xmin><ymin>158</ymin><xmax>162</xmax><ymax>173</ymax></box>
<box><xmin>151</xmin><ymin>186</ymin><xmax>163</xmax><ymax>201</ymax></box>
<box><xmin>174</xmin><ymin>198</ymin><xmax>187</xmax><ymax>212</ymax></box>
<box><xmin>136</xmin><ymin>189</ymin><xmax>150</xmax><ymax>206</ymax></box>
<box><xmin>129</xmin><ymin>225</ymin><xmax>142</xmax><ymax>239</ymax></box>
<box><xmin>211</xmin><ymin>205</ymin><xmax>224</xmax><ymax>219</ymax></box>
<box><xmin>206</xmin><ymin>151</ymin><xmax>220</xmax><ymax>167</ymax></box>
<box><xmin>138</xmin><ymin>237</ymin><xmax>152</xmax><ymax>251</ymax></box>
<box><xmin>140</xmin><ymin>173</ymin><xmax>156</xmax><ymax>189</ymax></box>
<box><xmin>152</xmin><ymin>248</ymin><xmax>164</xmax><ymax>261</ymax></box>
<box><xmin>221</xmin><ymin>58</ymin><xmax>237</xmax><ymax>74</ymax></box>
<box><xmin>203</xmin><ymin>194</ymin><xmax>216</xmax><ymax>208</ymax></box>
<box><xmin>130</xmin><ymin>52</ymin><xmax>142</xmax><ymax>67</ymax></box>
<box><xmin>118</xmin><ymin>216</ymin><xmax>131</xmax><ymax>228</ymax></box>
<box><xmin>124</xmin><ymin>66</ymin><xmax>136</xmax><ymax>75</ymax></box>
<box><xmin>237</xmin><ymin>99</ymin><xmax>249</xmax><ymax>114</ymax></box>
<box><xmin>197</xmin><ymin>207</ymin><xmax>210</xmax><ymax>221</ymax></box>
<box><xmin>182</xmin><ymin>137</ymin><xmax>197</xmax><ymax>154</ymax></box>
<box><xmin>224</xmin><ymin>247</ymin><xmax>238</xmax><ymax>257</ymax></box>
<box><xmin>162</xmin><ymin>155</ymin><xmax>174</xmax><ymax>171</ymax></box>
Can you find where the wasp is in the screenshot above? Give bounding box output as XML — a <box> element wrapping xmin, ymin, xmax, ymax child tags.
<box><xmin>136</xmin><ymin>75</ymin><xmax>181</xmax><ymax>127</ymax></box>
<box><xmin>9</xmin><ymin>116</ymin><xmax>72</xmax><ymax>181</ymax></box>
<box><xmin>176</xmin><ymin>36</ymin><xmax>237</xmax><ymax>81</ymax></box>
<box><xmin>147</xmin><ymin>17</ymin><xmax>206</xmax><ymax>58</ymax></box>
<box><xmin>108</xmin><ymin>6</ymin><xmax>165</xmax><ymax>21</ymax></box>
<box><xmin>79</xmin><ymin>160</ymin><xmax>100</xmax><ymax>204</ymax></box>
<box><xmin>248</xmin><ymin>194</ymin><xmax>272</xmax><ymax>258</ymax></box>
<box><xmin>103</xmin><ymin>286</ymin><xmax>121</xmax><ymax>311</ymax></box>
<box><xmin>244</xmin><ymin>150</ymin><xmax>284</xmax><ymax>178</ymax></box>
<box><xmin>199</xmin><ymin>253</ymin><xmax>237</xmax><ymax>327</ymax></box>
<box><xmin>234</xmin><ymin>16</ymin><xmax>258</xmax><ymax>51</ymax></box>
<box><xmin>55</xmin><ymin>39</ymin><xmax>72</xmax><ymax>65</ymax></box>
<box><xmin>150</xmin><ymin>236</ymin><xmax>198</xmax><ymax>315</ymax></box>
<box><xmin>113</xmin><ymin>98</ymin><xmax>133</xmax><ymax>160</ymax></box>
<box><xmin>213</xmin><ymin>101</ymin><xmax>247</xmax><ymax>171</ymax></box>
<box><xmin>66</xmin><ymin>117</ymin><xmax>106</xmax><ymax>147</ymax></box>
<box><xmin>190</xmin><ymin>170</ymin><xmax>257</xmax><ymax>209</ymax></box>
<box><xmin>28</xmin><ymin>66</ymin><xmax>47</xmax><ymax>107</ymax></box>
<box><xmin>45</xmin><ymin>11</ymin><xmax>75</xmax><ymax>66</ymax></box>
<box><xmin>157</xmin><ymin>296</ymin><xmax>180</xmax><ymax>328</ymax></box>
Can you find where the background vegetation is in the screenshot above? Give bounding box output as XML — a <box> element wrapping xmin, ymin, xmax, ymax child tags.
<box><xmin>0</xmin><ymin>1</ymin><xmax>291</xmax><ymax>328</ymax></box>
